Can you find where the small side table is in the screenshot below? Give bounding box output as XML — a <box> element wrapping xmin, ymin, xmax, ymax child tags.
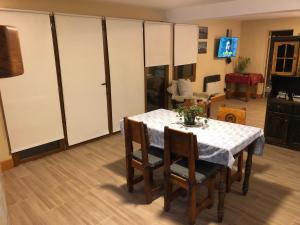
<box><xmin>225</xmin><ymin>73</ymin><xmax>264</xmax><ymax>102</ymax></box>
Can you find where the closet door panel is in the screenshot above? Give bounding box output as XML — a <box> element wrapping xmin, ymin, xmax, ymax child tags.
<box><xmin>0</xmin><ymin>10</ymin><xmax>64</xmax><ymax>153</ymax></box>
<box><xmin>106</xmin><ymin>18</ymin><xmax>144</xmax><ymax>132</ymax></box>
<box><xmin>55</xmin><ymin>14</ymin><xmax>108</xmax><ymax>145</ymax></box>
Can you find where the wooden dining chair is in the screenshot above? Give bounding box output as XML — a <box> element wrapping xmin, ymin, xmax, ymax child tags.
<box><xmin>183</xmin><ymin>99</ymin><xmax>211</xmax><ymax>118</ymax></box>
<box><xmin>217</xmin><ymin>104</ymin><xmax>246</xmax><ymax>192</ymax></box>
<box><xmin>123</xmin><ymin>117</ymin><xmax>164</xmax><ymax>204</ymax></box>
<box><xmin>164</xmin><ymin>127</ymin><xmax>221</xmax><ymax>225</ymax></box>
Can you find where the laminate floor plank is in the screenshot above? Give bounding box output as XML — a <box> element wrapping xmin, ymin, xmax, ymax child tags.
<box><xmin>3</xmin><ymin>98</ymin><xmax>300</xmax><ymax>225</ymax></box>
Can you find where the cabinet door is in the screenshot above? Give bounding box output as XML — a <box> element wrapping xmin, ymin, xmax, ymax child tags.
<box><xmin>271</xmin><ymin>41</ymin><xmax>299</xmax><ymax>76</ymax></box>
<box><xmin>288</xmin><ymin>117</ymin><xmax>300</xmax><ymax>150</ymax></box>
<box><xmin>265</xmin><ymin>112</ymin><xmax>288</xmax><ymax>145</ymax></box>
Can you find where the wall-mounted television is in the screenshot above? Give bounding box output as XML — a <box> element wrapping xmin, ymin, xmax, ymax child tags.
<box><xmin>217</xmin><ymin>37</ymin><xmax>239</xmax><ymax>58</ymax></box>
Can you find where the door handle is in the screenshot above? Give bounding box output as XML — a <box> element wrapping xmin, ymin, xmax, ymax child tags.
<box><xmin>101</xmin><ymin>82</ymin><xmax>107</xmax><ymax>86</ymax></box>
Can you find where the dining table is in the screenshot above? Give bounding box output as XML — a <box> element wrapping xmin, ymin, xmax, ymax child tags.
<box><xmin>120</xmin><ymin>108</ymin><xmax>265</xmax><ymax>222</ymax></box>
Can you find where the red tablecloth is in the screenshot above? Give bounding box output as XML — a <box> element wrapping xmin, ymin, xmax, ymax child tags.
<box><xmin>225</xmin><ymin>73</ymin><xmax>264</xmax><ymax>86</ymax></box>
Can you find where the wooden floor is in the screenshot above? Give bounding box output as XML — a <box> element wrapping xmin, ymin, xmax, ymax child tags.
<box><xmin>3</xmin><ymin>98</ymin><xmax>300</xmax><ymax>225</ymax></box>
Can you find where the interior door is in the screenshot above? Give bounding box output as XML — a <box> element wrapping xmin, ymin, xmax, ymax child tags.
<box><xmin>271</xmin><ymin>41</ymin><xmax>299</xmax><ymax>76</ymax></box>
<box><xmin>55</xmin><ymin>14</ymin><xmax>109</xmax><ymax>145</ymax></box>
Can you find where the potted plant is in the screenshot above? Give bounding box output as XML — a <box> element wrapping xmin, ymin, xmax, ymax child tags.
<box><xmin>175</xmin><ymin>103</ymin><xmax>205</xmax><ymax>126</ymax></box>
<box><xmin>235</xmin><ymin>56</ymin><xmax>251</xmax><ymax>74</ymax></box>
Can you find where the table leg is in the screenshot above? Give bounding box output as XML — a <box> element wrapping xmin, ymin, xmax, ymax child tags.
<box><xmin>218</xmin><ymin>166</ymin><xmax>226</xmax><ymax>223</ymax></box>
<box><xmin>245</xmin><ymin>85</ymin><xmax>250</xmax><ymax>102</ymax></box>
<box><xmin>243</xmin><ymin>145</ymin><xmax>254</xmax><ymax>195</ymax></box>
<box><xmin>253</xmin><ymin>84</ymin><xmax>258</xmax><ymax>99</ymax></box>
<box><xmin>226</xmin><ymin>83</ymin><xmax>231</xmax><ymax>99</ymax></box>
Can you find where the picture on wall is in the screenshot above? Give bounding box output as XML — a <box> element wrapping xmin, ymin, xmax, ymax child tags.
<box><xmin>198</xmin><ymin>41</ymin><xmax>207</xmax><ymax>54</ymax></box>
<box><xmin>199</xmin><ymin>26</ymin><xmax>208</xmax><ymax>39</ymax></box>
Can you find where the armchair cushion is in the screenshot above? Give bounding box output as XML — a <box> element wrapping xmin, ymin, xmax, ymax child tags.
<box><xmin>167</xmin><ymin>80</ymin><xmax>178</xmax><ymax>96</ymax></box>
<box><xmin>177</xmin><ymin>79</ymin><xmax>193</xmax><ymax>97</ymax></box>
<box><xmin>193</xmin><ymin>92</ymin><xmax>209</xmax><ymax>99</ymax></box>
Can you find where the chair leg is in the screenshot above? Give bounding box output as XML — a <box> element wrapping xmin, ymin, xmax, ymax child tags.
<box><xmin>188</xmin><ymin>184</ymin><xmax>197</xmax><ymax>225</ymax></box>
<box><xmin>218</xmin><ymin>166</ymin><xmax>226</xmax><ymax>223</ymax></box>
<box><xmin>143</xmin><ymin>167</ymin><xmax>152</xmax><ymax>204</ymax></box>
<box><xmin>237</xmin><ymin>151</ymin><xmax>244</xmax><ymax>182</ymax></box>
<box><xmin>126</xmin><ymin>157</ymin><xmax>134</xmax><ymax>193</ymax></box>
<box><xmin>207</xmin><ymin>179</ymin><xmax>215</xmax><ymax>209</ymax></box>
<box><xmin>164</xmin><ymin>173</ymin><xmax>172</xmax><ymax>212</ymax></box>
<box><xmin>149</xmin><ymin>170</ymin><xmax>154</xmax><ymax>186</ymax></box>
<box><xmin>226</xmin><ymin>168</ymin><xmax>231</xmax><ymax>193</ymax></box>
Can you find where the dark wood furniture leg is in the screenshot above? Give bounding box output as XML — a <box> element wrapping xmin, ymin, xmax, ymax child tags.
<box><xmin>164</xmin><ymin>171</ymin><xmax>172</xmax><ymax>212</ymax></box>
<box><xmin>188</xmin><ymin>184</ymin><xmax>197</xmax><ymax>225</ymax></box>
<box><xmin>218</xmin><ymin>166</ymin><xmax>226</xmax><ymax>223</ymax></box>
<box><xmin>126</xmin><ymin>155</ymin><xmax>134</xmax><ymax>193</ymax></box>
<box><xmin>245</xmin><ymin>84</ymin><xmax>250</xmax><ymax>102</ymax></box>
<box><xmin>243</xmin><ymin>144</ymin><xmax>254</xmax><ymax>195</ymax></box>
<box><xmin>225</xmin><ymin>83</ymin><xmax>230</xmax><ymax>99</ymax></box>
<box><xmin>143</xmin><ymin>167</ymin><xmax>152</xmax><ymax>204</ymax></box>
<box><xmin>253</xmin><ymin>84</ymin><xmax>258</xmax><ymax>99</ymax></box>
<box><xmin>237</xmin><ymin>151</ymin><xmax>244</xmax><ymax>182</ymax></box>
<box><xmin>226</xmin><ymin>168</ymin><xmax>231</xmax><ymax>193</ymax></box>
<box><xmin>225</xmin><ymin>151</ymin><xmax>244</xmax><ymax>193</ymax></box>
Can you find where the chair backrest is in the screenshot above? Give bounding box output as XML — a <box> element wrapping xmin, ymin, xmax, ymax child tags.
<box><xmin>217</xmin><ymin>104</ymin><xmax>246</xmax><ymax>125</ymax></box>
<box><xmin>164</xmin><ymin>127</ymin><xmax>198</xmax><ymax>182</ymax></box>
<box><xmin>183</xmin><ymin>98</ymin><xmax>194</xmax><ymax>107</ymax></box>
<box><xmin>196</xmin><ymin>99</ymin><xmax>210</xmax><ymax>117</ymax></box>
<box><xmin>124</xmin><ymin>117</ymin><xmax>149</xmax><ymax>164</ymax></box>
<box><xmin>183</xmin><ymin>99</ymin><xmax>211</xmax><ymax>118</ymax></box>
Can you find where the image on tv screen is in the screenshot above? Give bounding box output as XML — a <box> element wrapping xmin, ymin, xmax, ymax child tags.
<box><xmin>217</xmin><ymin>37</ymin><xmax>239</xmax><ymax>58</ymax></box>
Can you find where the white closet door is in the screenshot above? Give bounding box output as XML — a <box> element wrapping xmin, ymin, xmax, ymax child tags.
<box><xmin>174</xmin><ymin>24</ymin><xmax>198</xmax><ymax>66</ymax></box>
<box><xmin>106</xmin><ymin>18</ymin><xmax>145</xmax><ymax>132</ymax></box>
<box><xmin>144</xmin><ymin>21</ymin><xmax>172</xmax><ymax>67</ymax></box>
<box><xmin>0</xmin><ymin>10</ymin><xmax>64</xmax><ymax>153</ymax></box>
<box><xmin>55</xmin><ymin>14</ymin><xmax>108</xmax><ymax>145</ymax></box>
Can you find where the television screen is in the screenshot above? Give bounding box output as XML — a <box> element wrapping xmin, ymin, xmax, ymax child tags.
<box><xmin>217</xmin><ymin>37</ymin><xmax>239</xmax><ymax>58</ymax></box>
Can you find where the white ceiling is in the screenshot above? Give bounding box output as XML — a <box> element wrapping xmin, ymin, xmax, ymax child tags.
<box><xmin>166</xmin><ymin>0</ymin><xmax>300</xmax><ymax>22</ymax></box>
<box><xmin>89</xmin><ymin>0</ymin><xmax>300</xmax><ymax>22</ymax></box>
<box><xmin>225</xmin><ymin>10</ymin><xmax>300</xmax><ymax>21</ymax></box>
<box><xmin>95</xmin><ymin>0</ymin><xmax>233</xmax><ymax>9</ymax></box>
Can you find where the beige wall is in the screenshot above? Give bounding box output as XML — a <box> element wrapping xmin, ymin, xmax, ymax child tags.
<box><xmin>192</xmin><ymin>19</ymin><xmax>242</xmax><ymax>93</ymax></box>
<box><xmin>0</xmin><ymin>0</ymin><xmax>165</xmax><ymax>21</ymax></box>
<box><xmin>0</xmin><ymin>0</ymin><xmax>164</xmax><ymax>162</ymax></box>
<box><xmin>240</xmin><ymin>17</ymin><xmax>300</xmax><ymax>94</ymax></box>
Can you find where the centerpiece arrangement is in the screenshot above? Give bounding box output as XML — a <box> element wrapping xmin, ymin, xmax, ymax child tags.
<box><xmin>234</xmin><ymin>56</ymin><xmax>251</xmax><ymax>74</ymax></box>
<box><xmin>175</xmin><ymin>102</ymin><xmax>207</xmax><ymax>126</ymax></box>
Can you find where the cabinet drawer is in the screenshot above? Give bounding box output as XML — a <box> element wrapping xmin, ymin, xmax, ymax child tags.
<box><xmin>268</xmin><ymin>102</ymin><xmax>293</xmax><ymax>114</ymax></box>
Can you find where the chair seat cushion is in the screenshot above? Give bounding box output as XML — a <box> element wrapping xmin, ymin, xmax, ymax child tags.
<box><xmin>170</xmin><ymin>159</ymin><xmax>220</xmax><ymax>183</ymax></box>
<box><xmin>132</xmin><ymin>146</ymin><xmax>163</xmax><ymax>167</ymax></box>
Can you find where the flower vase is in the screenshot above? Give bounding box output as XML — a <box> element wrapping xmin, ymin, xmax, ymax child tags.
<box><xmin>184</xmin><ymin>115</ymin><xmax>196</xmax><ymax>126</ymax></box>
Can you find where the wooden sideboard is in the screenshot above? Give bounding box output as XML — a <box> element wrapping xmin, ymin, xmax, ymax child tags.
<box><xmin>264</xmin><ymin>98</ymin><xmax>300</xmax><ymax>150</ymax></box>
<box><xmin>264</xmin><ymin>75</ymin><xmax>300</xmax><ymax>151</ymax></box>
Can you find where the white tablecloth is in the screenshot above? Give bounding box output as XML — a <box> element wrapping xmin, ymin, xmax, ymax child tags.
<box><xmin>120</xmin><ymin>109</ymin><xmax>264</xmax><ymax>168</ymax></box>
